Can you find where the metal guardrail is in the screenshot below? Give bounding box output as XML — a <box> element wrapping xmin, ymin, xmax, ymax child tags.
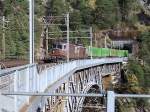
<box><xmin>0</xmin><ymin>58</ymin><xmax>126</xmax><ymax>112</ymax></box>
<box><xmin>0</xmin><ymin>64</ymin><xmax>37</xmax><ymax>112</ymax></box>
<box><xmin>1</xmin><ymin>92</ymin><xmax>104</xmax><ymax>97</ymax></box>
<box><xmin>1</xmin><ymin>91</ymin><xmax>150</xmax><ymax>112</ymax></box>
<box><xmin>107</xmin><ymin>91</ymin><xmax>150</xmax><ymax>112</ymax></box>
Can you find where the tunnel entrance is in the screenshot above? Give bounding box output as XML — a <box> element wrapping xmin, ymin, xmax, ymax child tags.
<box><xmin>81</xmin><ymin>85</ymin><xmax>106</xmax><ymax>112</ymax></box>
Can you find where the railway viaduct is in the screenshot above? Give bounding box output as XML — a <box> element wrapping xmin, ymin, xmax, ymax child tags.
<box><xmin>0</xmin><ymin>58</ymin><xmax>126</xmax><ymax>112</ymax></box>
<box><xmin>0</xmin><ymin>1</ymin><xmax>150</xmax><ymax>112</ymax></box>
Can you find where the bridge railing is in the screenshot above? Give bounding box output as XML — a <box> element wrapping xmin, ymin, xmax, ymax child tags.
<box><xmin>38</xmin><ymin>61</ymin><xmax>77</xmax><ymax>92</ymax></box>
<box><xmin>0</xmin><ymin>64</ymin><xmax>37</xmax><ymax>111</ymax></box>
<box><xmin>38</xmin><ymin>58</ymin><xmax>124</xmax><ymax>92</ymax></box>
<box><xmin>107</xmin><ymin>91</ymin><xmax>150</xmax><ymax>112</ymax></box>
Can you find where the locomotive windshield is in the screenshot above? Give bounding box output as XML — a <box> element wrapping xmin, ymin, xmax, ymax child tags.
<box><xmin>53</xmin><ymin>44</ymin><xmax>62</xmax><ymax>49</ymax></box>
<box><xmin>57</xmin><ymin>45</ymin><xmax>62</xmax><ymax>49</ymax></box>
<box><xmin>53</xmin><ymin>44</ymin><xmax>57</xmax><ymax>48</ymax></box>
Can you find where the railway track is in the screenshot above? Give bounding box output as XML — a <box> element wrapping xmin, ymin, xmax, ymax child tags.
<box><xmin>0</xmin><ymin>60</ymin><xmax>29</xmax><ymax>69</ymax></box>
<box><xmin>0</xmin><ymin>59</ymin><xmax>64</xmax><ymax>73</ymax></box>
<box><xmin>0</xmin><ymin>60</ymin><xmax>63</xmax><ymax>92</ymax></box>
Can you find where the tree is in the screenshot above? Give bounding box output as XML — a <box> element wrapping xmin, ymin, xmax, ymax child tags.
<box><xmin>93</xmin><ymin>0</ymin><xmax>119</xmax><ymax>29</ymax></box>
<box><xmin>70</xmin><ymin>0</ymin><xmax>87</xmax><ymax>10</ymax></box>
<box><xmin>70</xmin><ymin>10</ymin><xmax>82</xmax><ymax>30</ymax></box>
<box><xmin>118</xmin><ymin>0</ymin><xmax>139</xmax><ymax>24</ymax></box>
<box><xmin>127</xmin><ymin>59</ymin><xmax>145</xmax><ymax>86</ymax></box>
<box><xmin>46</xmin><ymin>0</ymin><xmax>69</xmax><ymax>16</ymax></box>
<box><xmin>81</xmin><ymin>7</ymin><xmax>94</xmax><ymax>26</ymax></box>
<box><xmin>137</xmin><ymin>32</ymin><xmax>150</xmax><ymax>89</ymax></box>
<box><xmin>138</xmin><ymin>32</ymin><xmax>150</xmax><ymax>63</ymax></box>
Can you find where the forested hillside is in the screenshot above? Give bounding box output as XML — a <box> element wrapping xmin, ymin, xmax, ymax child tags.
<box><xmin>0</xmin><ymin>0</ymin><xmax>148</xmax><ymax>59</ymax></box>
<box><xmin>0</xmin><ymin>0</ymin><xmax>44</xmax><ymax>59</ymax></box>
<box><xmin>45</xmin><ymin>0</ymin><xmax>141</xmax><ymax>29</ymax></box>
<box><xmin>0</xmin><ymin>0</ymin><xmax>149</xmax><ymax>111</ymax></box>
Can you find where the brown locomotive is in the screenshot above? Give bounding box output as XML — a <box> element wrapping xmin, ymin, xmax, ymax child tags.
<box><xmin>49</xmin><ymin>43</ymin><xmax>88</xmax><ymax>60</ymax></box>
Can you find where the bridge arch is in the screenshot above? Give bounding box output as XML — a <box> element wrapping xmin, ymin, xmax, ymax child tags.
<box><xmin>41</xmin><ymin>62</ymin><xmax>121</xmax><ymax>112</ymax></box>
<box><xmin>76</xmin><ymin>84</ymin><xmax>105</xmax><ymax>112</ymax></box>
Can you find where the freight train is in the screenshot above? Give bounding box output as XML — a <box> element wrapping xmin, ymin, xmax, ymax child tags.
<box><xmin>48</xmin><ymin>42</ymin><xmax>128</xmax><ymax>61</ymax></box>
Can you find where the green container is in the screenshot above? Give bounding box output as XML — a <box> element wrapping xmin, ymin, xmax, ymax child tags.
<box><xmin>100</xmin><ymin>48</ymin><xmax>109</xmax><ymax>57</ymax></box>
<box><xmin>124</xmin><ymin>50</ymin><xmax>129</xmax><ymax>57</ymax></box>
<box><xmin>87</xmin><ymin>47</ymin><xmax>128</xmax><ymax>57</ymax></box>
<box><xmin>111</xmin><ymin>49</ymin><xmax>117</xmax><ymax>56</ymax></box>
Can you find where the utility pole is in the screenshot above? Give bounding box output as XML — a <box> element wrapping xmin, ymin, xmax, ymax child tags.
<box><xmin>2</xmin><ymin>16</ymin><xmax>5</xmax><ymax>59</ymax></box>
<box><xmin>33</xmin><ymin>0</ymin><xmax>35</xmax><ymax>63</ymax></box>
<box><xmin>1</xmin><ymin>16</ymin><xmax>9</xmax><ymax>59</ymax></box>
<box><xmin>46</xmin><ymin>27</ymin><xmax>49</xmax><ymax>55</ymax></box>
<box><xmin>66</xmin><ymin>13</ymin><xmax>69</xmax><ymax>62</ymax></box>
<box><xmin>90</xmin><ymin>27</ymin><xmax>93</xmax><ymax>59</ymax></box>
<box><xmin>29</xmin><ymin>0</ymin><xmax>34</xmax><ymax>64</ymax></box>
<box><xmin>105</xmin><ymin>34</ymin><xmax>107</xmax><ymax>48</ymax></box>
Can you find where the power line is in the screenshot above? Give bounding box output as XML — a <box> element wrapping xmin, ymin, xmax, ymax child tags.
<box><xmin>48</xmin><ymin>30</ymin><xmax>90</xmax><ymax>33</ymax></box>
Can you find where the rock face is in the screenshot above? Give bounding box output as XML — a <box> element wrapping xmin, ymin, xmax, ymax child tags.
<box><xmin>88</xmin><ymin>0</ymin><xmax>96</xmax><ymax>9</ymax></box>
<box><xmin>138</xmin><ymin>0</ymin><xmax>150</xmax><ymax>16</ymax></box>
<box><xmin>36</xmin><ymin>37</ymin><xmax>46</xmax><ymax>60</ymax></box>
<box><xmin>116</xmin><ymin>98</ymin><xmax>150</xmax><ymax>112</ymax></box>
<box><xmin>41</xmin><ymin>0</ymin><xmax>47</xmax><ymax>5</ymax></box>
